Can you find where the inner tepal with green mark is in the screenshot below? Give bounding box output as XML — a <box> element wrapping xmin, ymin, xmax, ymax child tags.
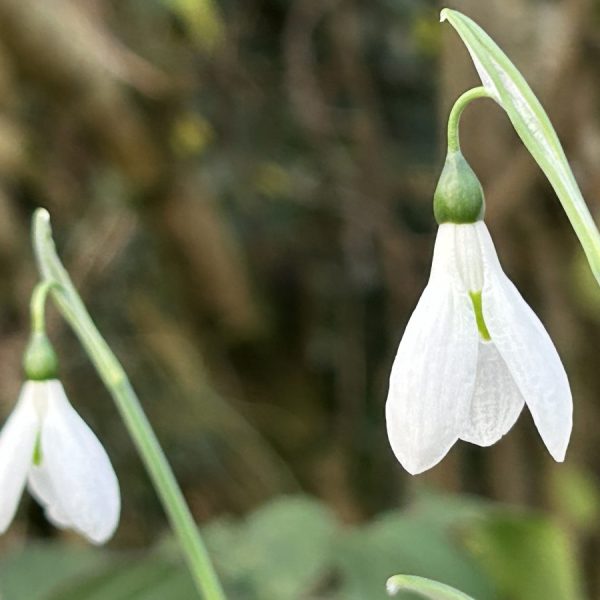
<box><xmin>32</xmin><ymin>433</ymin><xmax>42</xmax><ymax>466</ymax></box>
<box><xmin>469</xmin><ymin>290</ymin><xmax>491</xmax><ymax>341</ymax></box>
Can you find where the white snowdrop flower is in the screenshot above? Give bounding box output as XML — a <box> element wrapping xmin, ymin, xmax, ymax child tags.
<box><xmin>0</xmin><ymin>378</ymin><xmax>120</xmax><ymax>544</ymax></box>
<box><xmin>386</xmin><ymin>150</ymin><xmax>572</xmax><ymax>475</ymax></box>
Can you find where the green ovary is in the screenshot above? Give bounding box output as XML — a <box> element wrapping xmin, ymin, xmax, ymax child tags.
<box><xmin>469</xmin><ymin>291</ymin><xmax>491</xmax><ymax>341</ymax></box>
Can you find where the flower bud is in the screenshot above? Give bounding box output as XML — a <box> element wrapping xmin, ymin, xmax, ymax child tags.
<box><xmin>433</xmin><ymin>150</ymin><xmax>485</xmax><ymax>224</ymax></box>
<box><xmin>23</xmin><ymin>332</ymin><xmax>59</xmax><ymax>381</ymax></box>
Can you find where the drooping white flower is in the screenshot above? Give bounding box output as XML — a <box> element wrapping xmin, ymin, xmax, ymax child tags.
<box><xmin>0</xmin><ymin>380</ymin><xmax>120</xmax><ymax>543</ymax></box>
<box><xmin>386</xmin><ymin>221</ymin><xmax>572</xmax><ymax>475</ymax></box>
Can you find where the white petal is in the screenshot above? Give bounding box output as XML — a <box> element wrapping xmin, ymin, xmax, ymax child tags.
<box><xmin>0</xmin><ymin>383</ymin><xmax>40</xmax><ymax>533</ymax></box>
<box><xmin>454</xmin><ymin>224</ymin><xmax>484</xmax><ymax>291</ymax></box>
<box><xmin>30</xmin><ymin>381</ymin><xmax>120</xmax><ymax>544</ymax></box>
<box><xmin>386</xmin><ymin>225</ymin><xmax>479</xmax><ymax>474</ymax></box>
<box><xmin>476</xmin><ymin>223</ymin><xmax>572</xmax><ymax>461</ymax></box>
<box><xmin>460</xmin><ymin>341</ymin><xmax>524</xmax><ymax>446</ymax></box>
<box><xmin>28</xmin><ymin>464</ymin><xmax>72</xmax><ymax>529</ymax></box>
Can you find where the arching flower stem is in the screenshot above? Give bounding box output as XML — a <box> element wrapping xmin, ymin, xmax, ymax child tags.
<box><xmin>447</xmin><ymin>86</ymin><xmax>491</xmax><ymax>153</ymax></box>
<box><xmin>31</xmin><ymin>209</ymin><xmax>226</xmax><ymax>600</ymax></box>
<box><xmin>30</xmin><ymin>280</ymin><xmax>61</xmax><ymax>334</ymax></box>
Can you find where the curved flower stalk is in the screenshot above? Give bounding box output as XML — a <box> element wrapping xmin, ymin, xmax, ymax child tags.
<box><xmin>441</xmin><ymin>8</ymin><xmax>600</xmax><ymax>285</ymax></box>
<box><xmin>30</xmin><ymin>210</ymin><xmax>226</xmax><ymax>600</ymax></box>
<box><xmin>386</xmin><ymin>220</ymin><xmax>572</xmax><ymax>474</ymax></box>
<box><xmin>0</xmin><ymin>379</ymin><xmax>120</xmax><ymax>544</ymax></box>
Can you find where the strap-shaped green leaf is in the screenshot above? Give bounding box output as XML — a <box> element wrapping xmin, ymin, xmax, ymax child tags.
<box><xmin>387</xmin><ymin>575</ymin><xmax>475</xmax><ymax>599</ymax></box>
<box><xmin>441</xmin><ymin>8</ymin><xmax>600</xmax><ymax>285</ymax></box>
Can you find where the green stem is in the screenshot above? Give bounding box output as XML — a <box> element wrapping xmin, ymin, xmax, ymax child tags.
<box><xmin>30</xmin><ymin>280</ymin><xmax>59</xmax><ymax>333</ymax></box>
<box><xmin>31</xmin><ymin>209</ymin><xmax>226</xmax><ymax>600</ymax></box>
<box><xmin>447</xmin><ymin>86</ymin><xmax>491</xmax><ymax>152</ymax></box>
<box><xmin>442</xmin><ymin>8</ymin><xmax>600</xmax><ymax>286</ymax></box>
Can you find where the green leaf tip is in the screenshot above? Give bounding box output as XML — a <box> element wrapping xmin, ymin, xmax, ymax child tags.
<box><xmin>32</xmin><ymin>208</ymin><xmax>52</xmax><ymax>243</ymax></box>
<box><xmin>34</xmin><ymin>207</ymin><xmax>51</xmax><ymax>223</ymax></box>
<box><xmin>440</xmin><ymin>8</ymin><xmax>600</xmax><ymax>286</ymax></box>
<box><xmin>387</xmin><ymin>575</ymin><xmax>475</xmax><ymax>599</ymax></box>
<box><xmin>32</xmin><ymin>209</ymin><xmax>53</xmax><ymax>263</ymax></box>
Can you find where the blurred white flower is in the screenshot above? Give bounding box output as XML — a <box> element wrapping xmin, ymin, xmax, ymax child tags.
<box><xmin>0</xmin><ymin>380</ymin><xmax>120</xmax><ymax>543</ymax></box>
<box><xmin>386</xmin><ymin>221</ymin><xmax>572</xmax><ymax>475</ymax></box>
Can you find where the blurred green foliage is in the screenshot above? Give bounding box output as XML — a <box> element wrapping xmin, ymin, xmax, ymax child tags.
<box><xmin>0</xmin><ymin>493</ymin><xmax>586</xmax><ymax>600</ymax></box>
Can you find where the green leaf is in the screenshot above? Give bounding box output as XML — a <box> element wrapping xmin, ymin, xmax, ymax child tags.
<box><xmin>441</xmin><ymin>8</ymin><xmax>600</xmax><ymax>285</ymax></box>
<box><xmin>465</xmin><ymin>513</ymin><xmax>585</xmax><ymax>600</ymax></box>
<box><xmin>46</xmin><ymin>559</ymin><xmax>181</xmax><ymax>600</ymax></box>
<box><xmin>550</xmin><ymin>465</ymin><xmax>600</xmax><ymax>530</ymax></box>
<box><xmin>0</xmin><ymin>544</ymin><xmax>107</xmax><ymax>600</ymax></box>
<box><xmin>242</xmin><ymin>496</ymin><xmax>337</xmax><ymax>599</ymax></box>
<box><xmin>336</xmin><ymin>512</ymin><xmax>496</xmax><ymax>600</ymax></box>
<box><xmin>199</xmin><ymin>496</ymin><xmax>338</xmax><ymax>599</ymax></box>
<box><xmin>0</xmin><ymin>541</ymin><xmax>202</xmax><ymax>600</ymax></box>
<box><xmin>409</xmin><ymin>490</ymin><xmax>490</xmax><ymax>528</ymax></box>
<box><xmin>387</xmin><ymin>575</ymin><xmax>475</xmax><ymax>600</ymax></box>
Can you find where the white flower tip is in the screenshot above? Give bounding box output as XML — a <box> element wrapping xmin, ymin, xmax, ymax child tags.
<box><xmin>529</xmin><ymin>399</ymin><xmax>572</xmax><ymax>464</ymax></box>
<box><xmin>548</xmin><ymin>440</ymin><xmax>568</xmax><ymax>464</ymax></box>
<box><xmin>87</xmin><ymin>483</ymin><xmax>121</xmax><ymax>546</ymax></box>
<box><xmin>400</xmin><ymin>457</ymin><xmax>432</xmax><ymax>477</ymax></box>
<box><xmin>38</xmin><ymin>477</ymin><xmax>121</xmax><ymax>546</ymax></box>
<box><xmin>544</xmin><ymin>416</ymin><xmax>571</xmax><ymax>463</ymax></box>
<box><xmin>440</xmin><ymin>8</ymin><xmax>450</xmax><ymax>23</ymax></box>
<box><xmin>85</xmin><ymin>521</ymin><xmax>119</xmax><ymax>545</ymax></box>
<box><xmin>389</xmin><ymin>444</ymin><xmax>449</xmax><ymax>476</ymax></box>
<box><xmin>386</xmin><ymin>415</ymin><xmax>456</xmax><ymax>475</ymax></box>
<box><xmin>35</xmin><ymin>482</ymin><xmax>120</xmax><ymax>546</ymax></box>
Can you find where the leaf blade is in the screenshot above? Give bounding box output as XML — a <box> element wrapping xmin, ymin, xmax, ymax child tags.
<box><xmin>441</xmin><ymin>8</ymin><xmax>600</xmax><ymax>285</ymax></box>
<box><xmin>387</xmin><ymin>575</ymin><xmax>476</xmax><ymax>600</ymax></box>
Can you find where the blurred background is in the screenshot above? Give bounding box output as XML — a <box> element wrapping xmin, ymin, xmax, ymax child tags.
<box><xmin>0</xmin><ymin>0</ymin><xmax>599</xmax><ymax>598</ymax></box>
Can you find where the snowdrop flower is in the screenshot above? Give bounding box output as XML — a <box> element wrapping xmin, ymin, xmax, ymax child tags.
<box><xmin>0</xmin><ymin>333</ymin><xmax>120</xmax><ymax>544</ymax></box>
<box><xmin>386</xmin><ymin>150</ymin><xmax>572</xmax><ymax>475</ymax></box>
